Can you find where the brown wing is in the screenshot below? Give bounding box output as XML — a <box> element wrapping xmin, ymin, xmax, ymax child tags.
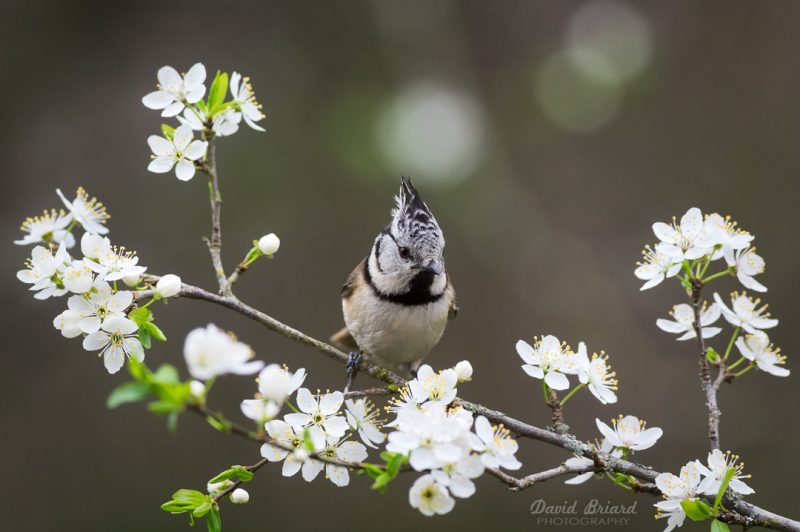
<box><xmin>330</xmin><ymin>259</ymin><xmax>367</xmax><ymax>350</ymax></box>
<box><xmin>340</xmin><ymin>258</ymin><xmax>366</xmax><ymax>300</ymax></box>
<box><xmin>330</xmin><ymin>327</ymin><xmax>359</xmax><ymax>351</ymax></box>
<box><xmin>447</xmin><ymin>277</ymin><xmax>459</xmax><ymax>320</ymax></box>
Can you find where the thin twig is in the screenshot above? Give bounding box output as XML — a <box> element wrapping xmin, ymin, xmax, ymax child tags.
<box><xmin>140</xmin><ymin>275</ymin><xmax>800</xmax><ymax>531</ymax></box>
<box><xmin>690</xmin><ymin>278</ymin><xmax>722</xmax><ymax>450</ymax></box>
<box><xmin>201</xmin><ymin>133</ymin><xmax>231</xmax><ymax>296</ymax></box>
<box><xmin>488</xmin><ymin>464</ymin><xmax>596</xmax><ymax>491</ymax></box>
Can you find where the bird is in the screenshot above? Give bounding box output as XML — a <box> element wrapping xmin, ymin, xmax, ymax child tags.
<box><xmin>331</xmin><ymin>176</ymin><xmax>457</xmax><ymax>391</ymax></box>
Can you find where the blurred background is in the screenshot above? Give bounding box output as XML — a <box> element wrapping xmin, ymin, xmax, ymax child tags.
<box><xmin>2</xmin><ymin>1</ymin><xmax>800</xmax><ymax>530</ymax></box>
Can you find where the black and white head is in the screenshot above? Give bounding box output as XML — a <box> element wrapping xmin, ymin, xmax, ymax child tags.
<box><xmin>367</xmin><ymin>176</ymin><xmax>447</xmax><ymax>298</ymax></box>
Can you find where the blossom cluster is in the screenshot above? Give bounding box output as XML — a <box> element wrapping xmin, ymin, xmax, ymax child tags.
<box><xmin>562</xmin><ymin>414</ymin><xmax>662</xmax><ymax>484</ymax></box>
<box><xmin>655</xmin><ymin>450</ymin><xmax>754</xmax><ymax>532</ymax></box>
<box><xmin>385</xmin><ymin>364</ymin><xmax>521</xmax><ymax>516</ymax></box>
<box><xmin>636</xmin><ymin>208</ymin><xmax>764</xmax><ymax>292</ymax></box>
<box><xmin>15</xmin><ymin>187</ymin><xmax>182</xmax><ymax>374</ymax></box>
<box><xmin>639</xmin><ymin>207</ymin><xmax>789</xmax><ymax>379</ymax></box>
<box><xmin>142</xmin><ymin>63</ymin><xmax>266</xmax><ymax>181</ymax></box>
<box><xmin>517</xmin><ymin>335</ymin><xmax>619</xmax><ymax>404</ymax></box>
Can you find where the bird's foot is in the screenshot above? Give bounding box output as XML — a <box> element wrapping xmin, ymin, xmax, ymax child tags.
<box><xmin>344</xmin><ymin>351</ymin><xmax>363</xmax><ymax>393</ymax></box>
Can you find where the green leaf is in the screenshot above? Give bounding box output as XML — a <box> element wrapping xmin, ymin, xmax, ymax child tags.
<box><xmin>193</xmin><ymin>501</ymin><xmax>212</xmax><ymax>517</ymax></box>
<box><xmin>106</xmin><ymin>381</ymin><xmax>150</xmax><ymax>409</ymax></box>
<box><xmin>714</xmin><ymin>467</ymin><xmax>737</xmax><ymax>511</ymax></box>
<box><xmin>706</xmin><ymin>347</ymin><xmax>719</xmax><ymax>363</ymax></box>
<box><xmin>138</xmin><ymin>327</ymin><xmax>152</xmax><ymax>349</ymax></box>
<box><xmin>681</xmin><ymin>499</ymin><xmax>714</xmax><ymax>521</ymax></box>
<box><xmin>302</xmin><ymin>427</ymin><xmax>315</xmax><ymax>451</ymax></box>
<box><xmin>207</xmin><ymin>507</ymin><xmax>221</xmax><ymax>532</ymax></box>
<box><xmin>209</xmin><ymin>468</ymin><xmax>237</xmax><ymax>484</ymax></box>
<box><xmin>371</xmin><ymin>473</ymin><xmax>392</xmax><ymax>492</ymax></box>
<box><xmin>167</xmin><ymin>411</ymin><xmax>180</xmax><ymax>433</ymax></box>
<box><xmin>206</xmin><ymin>415</ymin><xmax>230</xmax><ymax>432</ymax></box>
<box><xmin>362</xmin><ymin>463</ymin><xmax>383</xmax><ymax>479</ymax></box>
<box><xmin>153</xmin><ymin>364</ymin><xmax>180</xmax><ymax>385</ymax></box>
<box><xmin>129</xmin><ymin>307</ymin><xmax>153</xmax><ymax>326</ymax></box>
<box><xmin>161</xmin><ymin>123</ymin><xmax>175</xmax><ymax>140</ymax></box>
<box><xmin>711</xmin><ymin>519</ymin><xmax>730</xmax><ymax>532</ymax></box>
<box><xmin>144</xmin><ymin>321</ymin><xmax>167</xmax><ymax>342</ymax></box>
<box><xmin>207</xmin><ymin>71</ymin><xmax>229</xmax><ymax>114</ymax></box>
<box><xmin>148</xmin><ymin>400</ymin><xmax>181</xmax><ymax>415</ymax></box>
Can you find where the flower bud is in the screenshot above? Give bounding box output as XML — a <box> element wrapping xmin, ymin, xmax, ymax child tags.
<box><xmin>207</xmin><ymin>479</ymin><xmax>234</xmax><ymax>496</ymax></box>
<box><xmin>155</xmin><ymin>274</ymin><xmax>182</xmax><ymax>298</ymax></box>
<box><xmin>189</xmin><ymin>380</ymin><xmax>206</xmax><ymax>399</ymax></box>
<box><xmin>258</xmin><ymin>233</ymin><xmax>280</xmax><ymax>256</ymax></box>
<box><xmin>122</xmin><ymin>274</ymin><xmax>141</xmax><ymax>287</ymax></box>
<box><xmin>454</xmin><ymin>360</ymin><xmax>473</xmax><ymax>382</ymax></box>
<box><xmin>230</xmin><ymin>488</ymin><xmax>249</xmax><ymax>504</ymax></box>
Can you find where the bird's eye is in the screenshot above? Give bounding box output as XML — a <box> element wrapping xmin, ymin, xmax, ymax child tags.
<box><xmin>398</xmin><ymin>247</ymin><xmax>411</xmax><ymax>260</ymax></box>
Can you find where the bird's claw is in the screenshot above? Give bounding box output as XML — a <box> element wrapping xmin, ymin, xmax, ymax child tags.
<box><xmin>344</xmin><ymin>351</ymin><xmax>363</xmax><ymax>393</ymax></box>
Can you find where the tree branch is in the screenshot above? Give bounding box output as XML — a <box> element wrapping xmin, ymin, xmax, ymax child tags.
<box><xmin>201</xmin><ymin>133</ymin><xmax>231</xmax><ymax>297</ymax></box>
<box><xmin>487</xmin><ymin>464</ymin><xmax>596</xmax><ymax>491</ymax></box>
<box><xmin>690</xmin><ymin>279</ymin><xmax>722</xmax><ymax>450</ymax></box>
<box><xmin>134</xmin><ymin>277</ymin><xmax>800</xmax><ymax>531</ymax></box>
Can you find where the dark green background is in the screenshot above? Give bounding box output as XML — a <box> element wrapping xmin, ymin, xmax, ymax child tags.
<box><xmin>2</xmin><ymin>1</ymin><xmax>799</xmax><ymax>530</ymax></box>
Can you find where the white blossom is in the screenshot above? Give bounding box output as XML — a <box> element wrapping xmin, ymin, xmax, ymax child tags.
<box><xmin>83</xmin><ymin>234</ymin><xmax>146</xmax><ymax>283</ymax></box>
<box><xmin>453</xmin><ymin>360</ymin><xmax>473</xmax><ymax>382</ymax></box>
<box><xmin>81</xmin><ymin>232</ymin><xmax>110</xmax><ymax>260</ymax></box>
<box><xmin>713</xmin><ymin>292</ymin><xmax>777</xmax><ymax>334</ymax></box>
<box><xmin>654</xmin><ymin>461</ymin><xmax>702</xmax><ymax>532</ymax></box>
<box><xmin>177</xmin><ymin>106</ymin><xmax>242</xmax><ymax>137</ymax></box>
<box><xmin>408</xmin><ymin>364</ymin><xmax>458</xmax><ymax>404</ymax></box>
<box><xmin>430</xmin><ymin>454</ymin><xmax>485</xmax><ymax>498</ymax></box>
<box><xmin>257</xmin><ymin>364</ymin><xmax>306</xmax><ymax>404</ymax></box>
<box><xmin>17</xmin><ymin>244</ymin><xmax>71</xmax><ymax>299</ymax></box>
<box><xmin>575</xmin><ymin>342</ymin><xmax>618</xmax><ymax>404</ymax></box>
<box><xmin>229</xmin><ymin>488</ymin><xmax>249</xmax><ymax>504</ymax></box>
<box><xmin>634</xmin><ymin>245</ymin><xmax>681</xmax><ymax>290</ymax></box>
<box><xmin>147</xmin><ymin>125</ymin><xmax>208</xmax><ymax>181</ymax></box>
<box><xmin>62</xmin><ymin>259</ymin><xmax>94</xmax><ymax>294</ymax></box>
<box><xmin>387</xmin><ymin>402</ymin><xmax>469</xmax><ymax>471</ymax></box>
<box><xmin>229</xmin><ymin>71</ymin><xmax>265</xmax><ymax>131</ymax></box>
<box><xmin>142</xmin><ymin>63</ymin><xmax>206</xmax><ymax>117</ymax></box>
<box><xmin>183</xmin><ymin>324</ymin><xmax>264</xmax><ymax>380</ymax></box>
<box><xmin>735</xmin><ymin>331</ymin><xmax>789</xmax><ymax>377</ymax></box>
<box><xmin>241</xmin><ymin>398</ymin><xmax>281</xmax><ymax>423</ymax></box>
<box><xmin>261</xmin><ymin>419</ymin><xmax>317</xmax><ymax>478</ymax></box>
<box><xmin>63</xmin><ymin>277</ymin><xmax>132</xmax><ymax>334</ymax></box>
<box><xmin>653</xmin><ymin>208</ymin><xmax>710</xmax><ymax>261</ymax></box>
<box><xmin>516</xmin><ymin>335</ymin><xmax>578</xmax><ymax>391</ymax></box>
<box><xmin>344</xmin><ymin>398</ymin><xmax>385</xmax><ymax>448</ymax></box>
<box><xmin>56</xmin><ymin>187</ymin><xmax>109</xmax><ymax>235</ymax></box>
<box><xmin>730</xmin><ymin>247</ymin><xmax>767</xmax><ymax>293</ymax></box>
<box><xmin>53</xmin><ymin>308</ymin><xmax>82</xmax><ymax>338</ymax></box>
<box><xmin>306</xmin><ymin>435</ymin><xmax>368</xmax><ymax>487</ymax></box>
<box><xmin>283</xmin><ymin>388</ymin><xmax>349</xmax><ymax>450</ymax></box>
<box><xmin>656</xmin><ymin>303</ymin><xmax>721</xmax><ymax>341</ymax></box>
<box><xmin>257</xmin><ymin>233</ymin><xmax>280</xmax><ymax>256</ymax></box>
<box><xmin>409</xmin><ymin>474</ymin><xmax>455</xmax><ymax>516</ymax></box>
<box><xmin>699</xmin><ymin>213</ymin><xmax>753</xmax><ymax>264</ymax></box>
<box><xmin>595</xmin><ymin>415</ymin><xmax>662</xmax><ymax>451</ymax></box>
<box><xmin>470</xmin><ymin>415</ymin><xmax>522</xmax><ymax>471</ymax></box>
<box><xmin>564</xmin><ymin>439</ymin><xmax>621</xmax><ymax>485</ymax></box>
<box><xmin>696</xmin><ymin>449</ymin><xmax>754</xmax><ymax>496</ymax></box>
<box><xmin>155</xmin><ymin>274</ymin><xmax>181</xmax><ymax>298</ymax></box>
<box><xmin>15</xmin><ymin>209</ymin><xmax>75</xmax><ymax>248</ymax></box>
<box><xmin>82</xmin><ymin>316</ymin><xmax>144</xmax><ymax>374</ymax></box>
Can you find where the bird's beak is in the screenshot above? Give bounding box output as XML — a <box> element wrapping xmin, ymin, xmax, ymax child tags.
<box><xmin>423</xmin><ymin>259</ymin><xmax>442</xmax><ymax>276</ymax></box>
